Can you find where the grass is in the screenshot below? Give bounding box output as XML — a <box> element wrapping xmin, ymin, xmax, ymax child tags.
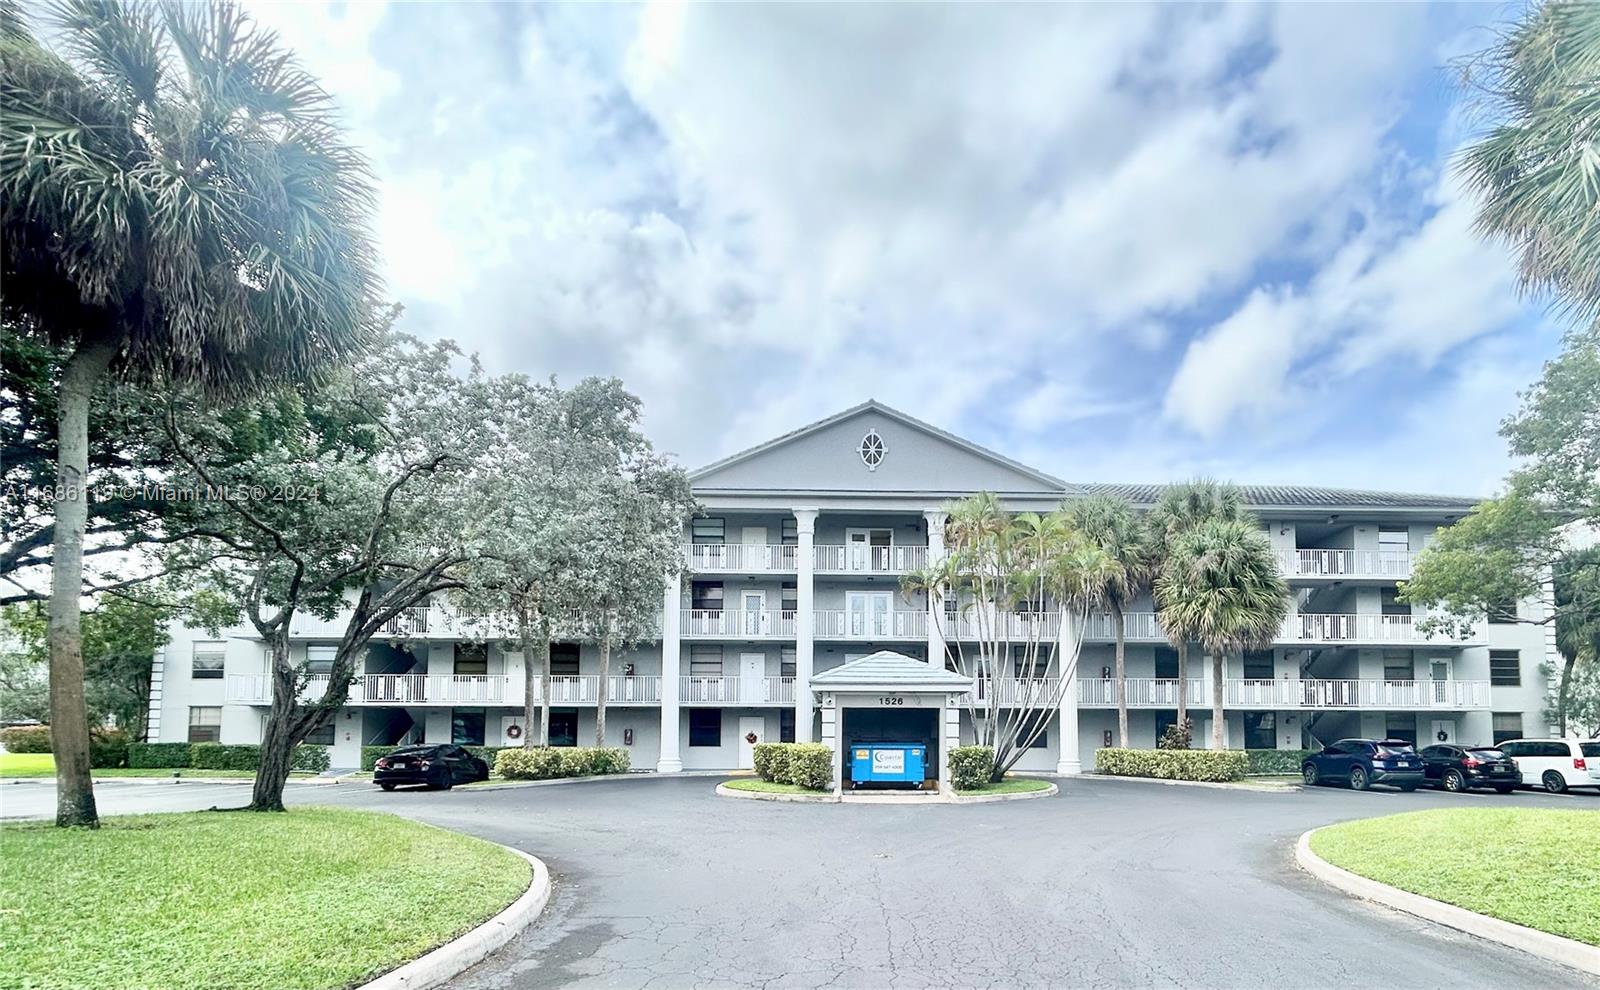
<box><xmin>1309</xmin><ymin>808</ymin><xmax>1600</xmax><ymax>946</ymax></box>
<box><xmin>0</xmin><ymin>807</ymin><xmax>532</xmax><ymax>990</ymax></box>
<box><xmin>956</xmin><ymin>777</ymin><xmax>1054</xmax><ymax>795</ymax></box>
<box><xmin>0</xmin><ymin>753</ymin><xmax>313</xmax><ymax>780</ymax></box>
<box><xmin>723</xmin><ymin>778</ymin><xmax>828</xmax><ymax>795</ymax></box>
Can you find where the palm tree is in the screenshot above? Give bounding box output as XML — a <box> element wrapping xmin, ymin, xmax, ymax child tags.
<box><xmin>1</xmin><ymin>1</ymin><xmax>380</xmax><ymax>826</ymax></box>
<box><xmin>1070</xmin><ymin>495</ymin><xmax>1152</xmax><ymax>747</ymax></box>
<box><xmin>1145</xmin><ymin>481</ymin><xmax>1250</xmax><ymax>736</ymax></box>
<box><xmin>1155</xmin><ymin>519</ymin><xmax>1291</xmax><ymax>751</ymax></box>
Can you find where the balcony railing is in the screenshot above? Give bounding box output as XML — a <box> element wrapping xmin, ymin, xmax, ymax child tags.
<box><xmin>1078</xmin><ymin>677</ymin><xmax>1205</xmax><ymax>707</ymax></box>
<box><xmin>1075</xmin><ymin>612</ymin><xmax>1466</xmax><ymax>645</ymax></box>
<box><xmin>813</xmin><ymin>609</ymin><xmax>928</xmax><ymax>640</ymax></box>
<box><xmin>813</xmin><ymin>545</ymin><xmax>930</xmax><ymax>574</ymax></box>
<box><xmin>225</xmin><ymin>673</ymin><xmax>663</xmax><ymax>706</ymax></box>
<box><xmin>684</xmin><ymin>543</ymin><xmax>798</xmax><ymax>573</ymax></box>
<box><xmin>944</xmin><ymin>610</ymin><xmax>1062</xmax><ymax>641</ymax></box>
<box><xmin>679</xmin><ymin>676</ymin><xmax>796</xmax><ymax>705</ymax></box>
<box><xmin>679</xmin><ymin>609</ymin><xmax>797</xmax><ymax>639</ymax></box>
<box><xmin>1074</xmin><ymin>677</ymin><xmax>1490</xmax><ymax>710</ymax></box>
<box><xmin>1279</xmin><ymin>549</ymin><xmax>1417</xmax><ymax>580</ymax></box>
<box><xmin>959</xmin><ymin>677</ymin><xmax>1060</xmax><ymax>708</ymax></box>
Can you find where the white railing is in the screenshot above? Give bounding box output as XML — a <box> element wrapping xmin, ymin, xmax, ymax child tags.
<box><xmin>226</xmin><ymin>673</ymin><xmax>663</xmax><ymax>706</ymax></box>
<box><xmin>813</xmin><ymin>609</ymin><xmax>928</xmax><ymax>640</ymax></box>
<box><xmin>813</xmin><ymin>544</ymin><xmax>930</xmax><ymax>573</ymax></box>
<box><xmin>1080</xmin><ymin>612</ymin><xmax>1165</xmax><ymax>642</ymax></box>
<box><xmin>1223</xmin><ymin>678</ymin><xmax>1490</xmax><ymax>710</ymax></box>
<box><xmin>1287</xmin><ymin>613</ymin><xmax>1440</xmax><ymax>644</ymax></box>
<box><xmin>1279</xmin><ymin>549</ymin><xmax>1417</xmax><ymax>580</ymax></box>
<box><xmin>960</xmin><ymin>677</ymin><xmax>1060</xmax><ymax>708</ymax></box>
<box><xmin>679</xmin><ymin>609</ymin><xmax>797</xmax><ymax>638</ymax></box>
<box><xmin>944</xmin><ymin>610</ymin><xmax>1061</xmax><ymax>641</ymax></box>
<box><xmin>225</xmin><ymin>673</ymin><xmax>333</xmax><ymax>705</ymax></box>
<box><xmin>684</xmin><ymin>543</ymin><xmax>798</xmax><ymax>573</ymax></box>
<box><xmin>679</xmin><ymin>676</ymin><xmax>796</xmax><ymax>705</ymax></box>
<box><xmin>1078</xmin><ymin>677</ymin><xmax>1205</xmax><ymax>707</ymax></box>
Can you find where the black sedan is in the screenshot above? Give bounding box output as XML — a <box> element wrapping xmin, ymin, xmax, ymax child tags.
<box><xmin>1419</xmin><ymin>744</ymin><xmax>1521</xmax><ymax>793</ymax></box>
<box><xmin>373</xmin><ymin>745</ymin><xmax>489</xmax><ymax>791</ymax></box>
<box><xmin>1301</xmin><ymin>738</ymin><xmax>1425</xmax><ymax>791</ymax></box>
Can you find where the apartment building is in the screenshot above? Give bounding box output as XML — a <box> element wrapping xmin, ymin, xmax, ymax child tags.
<box><xmin>149</xmin><ymin>401</ymin><xmax>1556</xmax><ymax>779</ymax></box>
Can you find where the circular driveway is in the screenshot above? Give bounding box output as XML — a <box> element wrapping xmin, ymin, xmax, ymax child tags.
<box><xmin>290</xmin><ymin>776</ymin><xmax>1596</xmax><ymax>989</ymax></box>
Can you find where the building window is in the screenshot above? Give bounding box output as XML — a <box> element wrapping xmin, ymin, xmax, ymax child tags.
<box><xmin>1243</xmin><ymin>651</ymin><xmax>1274</xmax><ymax>680</ymax></box>
<box><xmin>1384</xmin><ymin>714</ymin><xmax>1416</xmax><ymax>745</ymax></box>
<box><xmin>455</xmin><ymin>642</ymin><xmax>488</xmax><ymax>676</ymax></box>
<box><xmin>781</xmin><ymin>582</ymin><xmax>797</xmax><ymax>613</ymax></box>
<box><xmin>780</xmin><ymin>648</ymin><xmax>797</xmax><ymax>678</ymax></box>
<box><xmin>549</xmin><ymin>709</ymin><xmax>578</xmax><ymax>747</ymax></box>
<box><xmin>1378</xmin><ymin>527</ymin><xmax>1410</xmax><ymax>552</ymax></box>
<box><xmin>1383</xmin><ymin>651</ymin><xmax>1414</xmax><ymax>682</ymax></box>
<box><xmin>690</xmin><ymin>581</ymin><xmax>724</xmax><ymax>612</ymax></box>
<box><xmin>1018</xmin><ymin>711</ymin><xmax>1049</xmax><ymax>749</ymax></box>
<box><xmin>781</xmin><ymin>518</ymin><xmax>798</xmax><ymax>545</ymax></box>
<box><xmin>1487</xmin><ymin>597</ymin><xmax>1518</xmax><ymax>624</ymax></box>
<box><xmin>1492</xmin><ymin>712</ymin><xmax>1523</xmax><ymax>745</ymax></box>
<box><xmin>1380</xmin><ymin>588</ymin><xmax>1410</xmax><ymax>616</ymax></box>
<box><xmin>780</xmin><ymin>709</ymin><xmax>796</xmax><ymax>743</ymax></box>
<box><xmin>1154</xmin><ymin>648</ymin><xmax>1179</xmax><ymax>679</ymax></box>
<box><xmin>689</xmin><ymin>645</ymin><xmax>723</xmax><ymax>676</ymax></box>
<box><xmin>1242</xmin><ymin>711</ymin><xmax>1275</xmax><ymax>749</ymax></box>
<box><xmin>1012</xmin><ymin>645</ymin><xmax>1048</xmax><ymax>678</ymax></box>
<box><xmin>549</xmin><ymin>643</ymin><xmax>580</xmax><ymax>676</ymax></box>
<box><xmin>689</xmin><ymin>709</ymin><xmax>721</xmax><ymax>747</ymax></box>
<box><xmin>305</xmin><ymin>721</ymin><xmax>335</xmax><ymax>746</ymax></box>
<box><xmin>187</xmin><ymin>706</ymin><xmax>222</xmax><ymax>743</ymax></box>
<box><xmin>1489</xmin><ymin>650</ymin><xmax>1521</xmax><ymax>686</ymax></box>
<box><xmin>691</xmin><ymin>517</ymin><xmax>725</xmax><ymax>545</ymax></box>
<box><xmin>452</xmin><ymin>708</ymin><xmax>486</xmax><ymax>746</ymax></box>
<box><xmin>306</xmin><ymin>646</ymin><xmax>336</xmax><ymax>675</ymax></box>
<box><xmin>192</xmin><ymin>644</ymin><xmax>225</xmax><ymax>680</ymax></box>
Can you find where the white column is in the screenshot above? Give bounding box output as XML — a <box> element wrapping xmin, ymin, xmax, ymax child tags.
<box><xmin>940</xmin><ymin>697</ymin><xmax>960</xmax><ymax>794</ymax></box>
<box><xmin>1056</xmin><ymin>612</ymin><xmax>1082</xmax><ymax>775</ymax></box>
<box><xmin>794</xmin><ymin>508</ymin><xmax>818</xmax><ymax>743</ymax></box>
<box><xmin>657</xmin><ymin>573</ymin><xmax>683</xmax><ymax>772</ymax></box>
<box><xmin>820</xmin><ymin>692</ymin><xmax>840</xmax><ymax>795</ymax></box>
<box><xmin>924</xmin><ymin>509</ymin><xmax>947</xmax><ymax>669</ymax></box>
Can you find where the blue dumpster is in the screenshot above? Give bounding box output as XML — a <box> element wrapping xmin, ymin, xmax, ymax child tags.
<box><xmin>850</xmin><ymin>743</ymin><xmax>926</xmax><ymax>788</ymax></box>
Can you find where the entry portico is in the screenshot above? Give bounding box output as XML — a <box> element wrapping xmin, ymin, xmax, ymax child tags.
<box><xmin>809</xmin><ymin>650</ymin><xmax>973</xmax><ymax>795</ymax></box>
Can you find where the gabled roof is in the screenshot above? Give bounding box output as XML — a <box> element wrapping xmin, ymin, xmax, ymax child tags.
<box><xmin>690</xmin><ymin>399</ymin><xmax>1067</xmax><ymax>490</ymax></box>
<box><xmin>809</xmin><ymin>649</ymin><xmax>974</xmax><ymax>690</ymax></box>
<box><xmin>1072</xmin><ymin>483</ymin><xmax>1482</xmax><ymax>511</ymax></box>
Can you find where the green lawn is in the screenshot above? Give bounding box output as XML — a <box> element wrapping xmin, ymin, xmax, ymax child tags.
<box><xmin>0</xmin><ymin>753</ymin><xmax>311</xmax><ymax>780</ymax></box>
<box><xmin>1310</xmin><ymin>808</ymin><xmax>1600</xmax><ymax>945</ymax></box>
<box><xmin>0</xmin><ymin>808</ymin><xmax>532</xmax><ymax>990</ymax></box>
<box><xmin>956</xmin><ymin>777</ymin><xmax>1055</xmax><ymax>795</ymax></box>
<box><xmin>723</xmin><ymin>778</ymin><xmax>828</xmax><ymax>795</ymax></box>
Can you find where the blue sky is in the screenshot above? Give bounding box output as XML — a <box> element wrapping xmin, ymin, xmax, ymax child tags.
<box><xmin>250</xmin><ymin>1</ymin><xmax>1558</xmax><ymax>497</ymax></box>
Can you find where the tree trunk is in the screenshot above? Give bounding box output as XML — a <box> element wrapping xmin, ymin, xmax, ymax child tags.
<box><xmin>518</xmin><ymin>605</ymin><xmax>538</xmax><ymax>750</ymax></box>
<box><xmin>48</xmin><ymin>339</ymin><xmax>117</xmax><ymax>828</ymax></box>
<box><xmin>1211</xmin><ymin>652</ymin><xmax>1226</xmax><ymax>750</ymax></box>
<box><xmin>1175</xmin><ymin>639</ymin><xmax>1189</xmax><ymax>732</ymax></box>
<box><xmin>1557</xmin><ymin>653</ymin><xmax>1577</xmax><ymax>737</ymax></box>
<box><xmin>249</xmin><ymin>633</ymin><xmax>299</xmax><ymax>812</ymax></box>
<box><xmin>539</xmin><ymin>617</ymin><xmax>552</xmax><ymax>746</ymax></box>
<box><xmin>1113</xmin><ymin>604</ymin><xmax>1128</xmax><ymax>747</ymax></box>
<box><xmin>596</xmin><ymin>632</ymin><xmax>610</xmax><ymax>746</ymax></box>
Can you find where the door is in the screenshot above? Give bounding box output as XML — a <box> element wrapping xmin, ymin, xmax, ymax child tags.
<box><xmin>1430</xmin><ymin>719</ymin><xmax>1456</xmax><ymax>746</ymax></box>
<box><xmin>847</xmin><ymin>591</ymin><xmax>892</xmax><ymax>637</ymax></box>
<box><xmin>741</xmin><ymin>591</ymin><xmax>766</xmax><ymax>636</ymax></box>
<box><xmin>1428</xmin><ymin>658</ymin><xmax>1451</xmax><ymax>705</ymax></box>
<box><xmin>846</xmin><ymin>528</ymin><xmax>893</xmax><ymax>570</ymax></box>
<box><xmin>741</xmin><ymin>526</ymin><xmax>768</xmax><ymax>570</ymax></box>
<box><xmin>740</xmin><ymin>653</ymin><xmax>765</xmax><ymax>704</ymax></box>
<box><xmin>737</xmin><ymin>716</ymin><xmax>764</xmax><ymax>770</ymax></box>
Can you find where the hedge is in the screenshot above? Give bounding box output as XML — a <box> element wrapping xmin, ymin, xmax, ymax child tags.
<box><xmin>89</xmin><ymin>730</ymin><xmax>129</xmax><ymax>769</ymax></box>
<box><xmin>129</xmin><ymin>742</ymin><xmax>191</xmax><ymax>768</ymax></box>
<box><xmin>494</xmin><ymin>746</ymin><xmax>629</xmax><ymax>780</ymax></box>
<box><xmin>1095</xmin><ymin>747</ymin><xmax>1249</xmax><ymax>782</ymax></box>
<box><xmin>0</xmin><ymin>726</ymin><xmax>51</xmax><ymax>753</ymax></box>
<box><xmin>948</xmin><ymin>745</ymin><xmax>995</xmax><ymax>791</ymax></box>
<box><xmin>126</xmin><ymin>741</ymin><xmax>329</xmax><ymax>773</ymax></box>
<box><xmin>748</xmin><ymin>742</ymin><xmax>830</xmax><ymax>790</ymax></box>
<box><xmin>1245</xmin><ymin>749</ymin><xmax>1316</xmax><ymax>776</ymax></box>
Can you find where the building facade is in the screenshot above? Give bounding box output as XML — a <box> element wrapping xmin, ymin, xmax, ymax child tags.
<box><xmin>149</xmin><ymin>401</ymin><xmax>1557</xmax><ymax>778</ymax></box>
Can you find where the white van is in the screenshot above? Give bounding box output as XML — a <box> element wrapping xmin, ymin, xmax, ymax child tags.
<box><xmin>1498</xmin><ymin>739</ymin><xmax>1600</xmax><ymax>794</ymax></box>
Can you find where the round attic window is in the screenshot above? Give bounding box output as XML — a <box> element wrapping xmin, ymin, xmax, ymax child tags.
<box><xmin>857</xmin><ymin>429</ymin><xmax>886</xmax><ymax>471</ymax></box>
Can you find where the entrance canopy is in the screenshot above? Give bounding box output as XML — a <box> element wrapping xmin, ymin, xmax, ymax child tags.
<box><xmin>809</xmin><ymin>650</ymin><xmax>974</xmax><ymax>694</ymax></box>
<box><xmin>811</xmin><ymin>651</ymin><xmax>972</xmax><ymax>795</ymax></box>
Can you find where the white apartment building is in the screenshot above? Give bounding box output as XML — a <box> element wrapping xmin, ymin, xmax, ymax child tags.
<box><xmin>149</xmin><ymin>401</ymin><xmax>1557</xmax><ymax>781</ymax></box>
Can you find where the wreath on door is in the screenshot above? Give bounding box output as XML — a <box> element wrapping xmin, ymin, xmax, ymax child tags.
<box><xmin>506</xmin><ymin>724</ymin><xmax>523</xmax><ymax>740</ymax></box>
<box><xmin>745</xmin><ymin>731</ymin><xmax>758</xmax><ymax>744</ymax></box>
<box><xmin>1436</xmin><ymin>729</ymin><xmax>1449</xmax><ymax>742</ymax></box>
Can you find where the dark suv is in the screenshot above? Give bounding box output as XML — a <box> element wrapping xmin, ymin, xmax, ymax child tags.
<box><xmin>1302</xmin><ymin>738</ymin><xmax>1424</xmax><ymax>791</ymax></box>
<box><xmin>373</xmin><ymin>745</ymin><xmax>489</xmax><ymax>791</ymax></box>
<box><xmin>1419</xmin><ymin>744</ymin><xmax>1520</xmax><ymax>793</ymax></box>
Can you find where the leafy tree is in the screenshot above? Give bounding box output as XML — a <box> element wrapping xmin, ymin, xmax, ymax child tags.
<box><xmin>1</xmin><ymin>1</ymin><xmax>380</xmax><ymax>826</ymax></box>
<box><xmin>1542</xmin><ymin>656</ymin><xmax>1600</xmax><ymax>738</ymax></box>
<box><xmin>906</xmin><ymin>493</ymin><xmax>1113</xmax><ymax>780</ymax></box>
<box><xmin>1144</xmin><ymin>480</ymin><xmax>1252</xmax><ymax>739</ymax></box>
<box><xmin>1155</xmin><ymin>518</ymin><xmax>1291</xmax><ymax>750</ymax></box>
<box><xmin>1069</xmin><ymin>495</ymin><xmax>1152</xmax><ymax>747</ymax></box>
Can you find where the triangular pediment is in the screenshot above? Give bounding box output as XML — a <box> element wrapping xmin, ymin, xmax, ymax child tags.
<box><xmin>809</xmin><ymin>650</ymin><xmax>974</xmax><ymax>690</ymax></box>
<box><xmin>691</xmin><ymin>401</ymin><xmax>1065</xmax><ymax>496</ymax></box>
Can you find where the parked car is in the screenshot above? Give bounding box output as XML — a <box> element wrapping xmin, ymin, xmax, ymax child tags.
<box><xmin>1497</xmin><ymin>738</ymin><xmax>1600</xmax><ymax>794</ymax></box>
<box><xmin>1418</xmin><ymin>744</ymin><xmax>1520</xmax><ymax>793</ymax></box>
<box><xmin>1301</xmin><ymin>738</ymin><xmax>1425</xmax><ymax>791</ymax></box>
<box><xmin>373</xmin><ymin>745</ymin><xmax>489</xmax><ymax>791</ymax></box>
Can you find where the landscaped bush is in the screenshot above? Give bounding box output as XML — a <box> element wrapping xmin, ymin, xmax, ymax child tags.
<box><xmin>89</xmin><ymin>730</ymin><xmax>129</xmax><ymax>769</ymax></box>
<box><xmin>360</xmin><ymin>745</ymin><xmax>397</xmax><ymax>772</ymax></box>
<box><xmin>494</xmin><ymin>746</ymin><xmax>630</xmax><ymax>781</ymax></box>
<box><xmin>751</xmin><ymin>742</ymin><xmax>779</xmax><ymax>780</ymax></box>
<box><xmin>0</xmin><ymin>726</ymin><xmax>51</xmax><ymax>753</ymax></box>
<box><xmin>291</xmin><ymin>745</ymin><xmax>332</xmax><ymax>773</ymax></box>
<box><xmin>190</xmin><ymin>743</ymin><xmax>262</xmax><ymax>771</ymax></box>
<box><xmin>1245</xmin><ymin>749</ymin><xmax>1315</xmax><ymax>776</ymax></box>
<box><xmin>1157</xmin><ymin>719</ymin><xmax>1193</xmax><ymax>750</ymax></box>
<box><xmin>128</xmin><ymin>742</ymin><xmax>191</xmax><ymax>768</ymax></box>
<box><xmin>947</xmin><ymin>745</ymin><xmax>995</xmax><ymax>791</ymax></box>
<box><xmin>748</xmin><ymin>742</ymin><xmax>830</xmax><ymax>790</ymax></box>
<box><xmin>766</xmin><ymin>744</ymin><xmax>794</xmax><ymax>784</ymax></box>
<box><xmin>1095</xmin><ymin>747</ymin><xmax>1248</xmax><ymax>782</ymax></box>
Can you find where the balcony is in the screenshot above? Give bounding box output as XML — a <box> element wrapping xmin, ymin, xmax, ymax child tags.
<box><xmin>944</xmin><ymin>610</ymin><xmax>1062</xmax><ymax>641</ymax></box>
<box><xmin>680</xmin><ymin>609</ymin><xmax>797</xmax><ymax>640</ymax></box>
<box><xmin>813</xmin><ymin>545</ymin><xmax>930</xmax><ymax>574</ymax></box>
<box><xmin>959</xmin><ymin>677</ymin><xmax>1060</xmax><ymax>708</ymax></box>
<box><xmin>1076</xmin><ymin>612</ymin><xmax>1470</xmax><ymax>646</ymax></box>
<box><xmin>285</xmin><ymin>604</ymin><xmax>590</xmax><ymax>641</ymax></box>
<box><xmin>1075</xmin><ymin>677</ymin><xmax>1490</xmax><ymax>710</ymax></box>
<box><xmin>684</xmin><ymin>543</ymin><xmax>798</xmax><ymax>574</ymax></box>
<box><xmin>813</xmin><ymin>609</ymin><xmax>927</xmax><ymax>640</ymax></box>
<box><xmin>1279</xmin><ymin>549</ymin><xmax>1417</xmax><ymax>581</ymax></box>
<box><xmin>679</xmin><ymin>676</ymin><xmax>796</xmax><ymax>706</ymax></box>
<box><xmin>225</xmin><ymin>673</ymin><xmax>663</xmax><ymax>706</ymax></box>
<box><xmin>1079</xmin><ymin>677</ymin><xmax>1204</xmax><ymax>707</ymax></box>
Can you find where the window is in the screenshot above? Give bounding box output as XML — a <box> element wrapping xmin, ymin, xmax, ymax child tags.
<box><xmin>455</xmin><ymin>643</ymin><xmax>488</xmax><ymax>676</ymax></box>
<box><xmin>689</xmin><ymin>709</ymin><xmax>721</xmax><ymax>747</ymax></box>
<box><xmin>691</xmin><ymin>581</ymin><xmax>724</xmax><ymax>612</ymax></box>
<box><xmin>1383</xmin><ymin>651</ymin><xmax>1414</xmax><ymax>681</ymax></box>
<box><xmin>780</xmin><ymin>709</ymin><xmax>796</xmax><ymax>743</ymax></box>
<box><xmin>781</xmin><ymin>518</ymin><xmax>798</xmax><ymax>545</ymax></box>
<box><xmin>1017</xmin><ymin>711</ymin><xmax>1049</xmax><ymax>749</ymax></box>
<box><xmin>1384</xmin><ymin>714</ymin><xmax>1416</xmax><ymax>744</ymax></box>
<box><xmin>192</xmin><ymin>644</ymin><xmax>225</xmax><ymax>680</ymax></box>
<box><xmin>1488</xmin><ymin>597</ymin><xmax>1518</xmax><ymax>624</ymax></box>
<box><xmin>1242</xmin><ymin>712</ymin><xmax>1275</xmax><ymax>749</ymax></box>
<box><xmin>1378</xmin><ymin>527</ymin><xmax>1410</xmax><ymax>552</ymax></box>
<box><xmin>1380</xmin><ymin>588</ymin><xmax>1410</xmax><ymax>616</ymax></box>
<box><xmin>1154</xmin><ymin>648</ymin><xmax>1179</xmax><ymax>680</ymax></box>
<box><xmin>549</xmin><ymin>709</ymin><xmax>578</xmax><ymax>747</ymax></box>
<box><xmin>452</xmin><ymin>708</ymin><xmax>486</xmax><ymax>746</ymax></box>
<box><xmin>689</xmin><ymin>645</ymin><xmax>723</xmax><ymax>676</ymax></box>
<box><xmin>304</xmin><ymin>721</ymin><xmax>335</xmax><ymax>746</ymax></box>
<box><xmin>1489</xmin><ymin>651</ymin><xmax>1520</xmax><ymax>686</ymax></box>
<box><xmin>691</xmin><ymin>517</ymin><xmax>725</xmax><ymax>545</ymax></box>
<box><xmin>780</xmin><ymin>648</ymin><xmax>797</xmax><ymax>679</ymax></box>
<box><xmin>1492</xmin><ymin>712</ymin><xmax>1523</xmax><ymax>745</ymax></box>
<box><xmin>188</xmin><ymin>706</ymin><xmax>222</xmax><ymax>743</ymax></box>
<box><xmin>306</xmin><ymin>646</ymin><xmax>336</xmax><ymax>675</ymax></box>
<box><xmin>781</xmin><ymin>582</ymin><xmax>797</xmax><ymax>613</ymax></box>
<box><xmin>1243</xmin><ymin>651</ymin><xmax>1274</xmax><ymax>680</ymax></box>
<box><xmin>1012</xmin><ymin>645</ymin><xmax>1048</xmax><ymax>678</ymax></box>
<box><xmin>549</xmin><ymin>643</ymin><xmax>580</xmax><ymax>676</ymax></box>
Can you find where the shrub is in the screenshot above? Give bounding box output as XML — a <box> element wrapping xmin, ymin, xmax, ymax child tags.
<box><xmin>1245</xmin><ymin>749</ymin><xmax>1315</xmax><ymax>776</ymax></box>
<box><xmin>291</xmin><ymin>745</ymin><xmax>331</xmax><ymax>773</ymax></box>
<box><xmin>128</xmin><ymin>742</ymin><xmax>190</xmax><ymax>768</ymax></box>
<box><xmin>751</xmin><ymin>742</ymin><xmax>780</xmax><ymax>780</ymax></box>
<box><xmin>89</xmin><ymin>730</ymin><xmax>129</xmax><ymax>769</ymax></box>
<box><xmin>766</xmin><ymin>744</ymin><xmax>794</xmax><ymax>784</ymax></box>
<box><xmin>0</xmin><ymin>726</ymin><xmax>51</xmax><ymax>753</ymax></box>
<box><xmin>947</xmin><ymin>745</ymin><xmax>995</xmax><ymax>791</ymax></box>
<box><xmin>782</xmin><ymin>743</ymin><xmax>832</xmax><ymax>790</ymax></box>
<box><xmin>189</xmin><ymin>743</ymin><xmax>263</xmax><ymax>771</ymax></box>
<box><xmin>494</xmin><ymin>746</ymin><xmax>628</xmax><ymax>781</ymax></box>
<box><xmin>1095</xmin><ymin>747</ymin><xmax>1248</xmax><ymax>782</ymax></box>
<box><xmin>1157</xmin><ymin>719</ymin><xmax>1193</xmax><ymax>750</ymax></box>
<box><xmin>361</xmin><ymin>745</ymin><xmax>398</xmax><ymax>772</ymax></box>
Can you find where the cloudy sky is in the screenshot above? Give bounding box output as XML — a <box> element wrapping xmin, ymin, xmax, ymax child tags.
<box><xmin>248</xmin><ymin>1</ymin><xmax>1557</xmax><ymax>497</ymax></box>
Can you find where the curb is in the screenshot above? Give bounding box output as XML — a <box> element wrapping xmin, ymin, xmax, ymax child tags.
<box><xmin>1</xmin><ymin>775</ymin><xmax>326</xmax><ymax>787</ymax></box>
<box><xmin>716</xmin><ymin>782</ymin><xmax>839</xmax><ymax>803</ymax></box>
<box><xmin>1082</xmin><ymin>773</ymin><xmax>1301</xmax><ymax>793</ymax></box>
<box><xmin>949</xmin><ymin>782</ymin><xmax>1058</xmax><ymax>804</ymax></box>
<box><xmin>359</xmin><ymin>844</ymin><xmax>553</xmax><ymax>990</ymax></box>
<box><xmin>1295</xmin><ymin>829</ymin><xmax>1600</xmax><ymax>977</ymax></box>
